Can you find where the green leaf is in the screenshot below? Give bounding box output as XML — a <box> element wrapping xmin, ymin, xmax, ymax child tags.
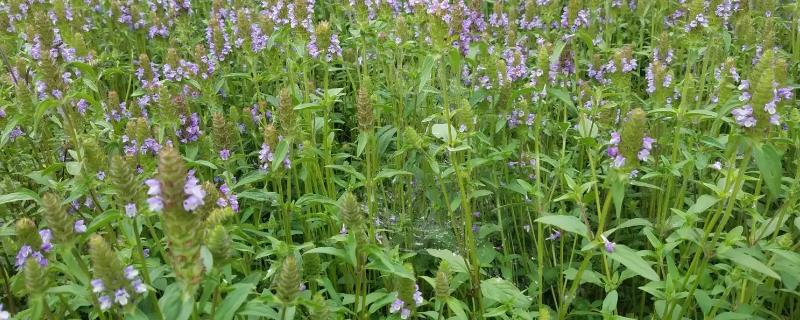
<box><xmin>214</xmin><ymin>278</ymin><xmax>258</xmax><ymax>320</ymax></box>
<box><xmin>535</xmin><ymin>215</ymin><xmax>588</xmax><ymax>238</ymax></box>
<box><xmin>416</xmin><ymin>54</ymin><xmax>438</xmax><ymax>107</ymax></box>
<box><xmin>431</xmin><ymin>123</ymin><xmax>457</xmax><ymax>144</ymax></box>
<box><xmin>480</xmin><ymin>278</ymin><xmax>530</xmax><ymax>309</ymax></box>
<box><xmin>374</xmin><ymin>169</ymin><xmax>412</xmax><ymax>181</ymax></box>
<box><xmin>718</xmin><ymin>248</ymin><xmax>780</xmax><ymax>280</ymax></box>
<box><xmin>548</xmin><ymin>87</ymin><xmax>574</xmax><ymax>108</ymax></box>
<box><xmin>602</xmin><ymin>290</ymin><xmax>618</xmax><ymax>313</ymax></box>
<box><xmin>366</xmin><ymin>247</ymin><xmax>414</xmax><ymax>280</ymax></box>
<box><xmin>753</xmin><ymin>143</ymin><xmax>783</xmax><ymax>196</ymax></box>
<box><xmin>688</xmin><ymin>195</ymin><xmax>719</xmax><ymax>214</ymax></box>
<box><xmin>607</xmin><ymin>244</ymin><xmax>660</xmax><ymax>281</ymax></box>
<box><xmin>426</xmin><ymin>249</ymin><xmax>468</xmax><ymax>274</ymax></box>
<box><xmin>306</xmin><ymin>247</ymin><xmax>345</xmax><ymax>260</ymax></box>
<box><xmin>446</xmin><ymin>297</ymin><xmax>469</xmax><ymax>320</ymax></box>
<box><xmin>0</xmin><ymin>189</ymin><xmax>40</xmax><ymax>205</ymax></box>
<box><xmin>271</xmin><ymin>139</ymin><xmax>290</xmax><ymax>172</ymax></box>
<box><xmin>159</xmin><ymin>284</ymin><xmax>194</xmax><ymax>320</ymax></box>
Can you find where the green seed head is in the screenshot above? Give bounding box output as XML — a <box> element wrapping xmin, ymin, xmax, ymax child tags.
<box><xmin>24</xmin><ymin>258</ymin><xmax>49</xmax><ymax>295</ymax></box>
<box><xmin>207</xmin><ymin>225</ymin><xmax>232</xmax><ymax>263</ymax></box>
<box><xmin>276</xmin><ymin>255</ymin><xmax>301</xmax><ymax>304</ymax></box>
<box><xmin>16</xmin><ymin>218</ymin><xmax>42</xmax><ymax>249</ymax></box>
<box><xmin>41</xmin><ymin>193</ymin><xmax>73</xmax><ymax>244</ymax></box>
<box><xmin>356</xmin><ymin>86</ymin><xmax>374</xmax><ymax>132</ymax></box>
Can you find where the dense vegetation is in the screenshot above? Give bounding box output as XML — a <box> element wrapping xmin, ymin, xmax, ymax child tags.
<box><xmin>0</xmin><ymin>0</ymin><xmax>799</xmax><ymax>319</ymax></box>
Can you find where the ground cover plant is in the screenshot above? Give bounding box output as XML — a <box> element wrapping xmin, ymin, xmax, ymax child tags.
<box><xmin>0</xmin><ymin>0</ymin><xmax>799</xmax><ymax>319</ymax></box>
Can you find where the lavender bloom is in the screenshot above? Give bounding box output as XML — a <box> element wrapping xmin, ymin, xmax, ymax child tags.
<box><xmin>76</xmin><ymin>99</ymin><xmax>89</xmax><ymax>115</ymax></box>
<box><xmin>612</xmin><ymin>155</ymin><xmax>626</xmax><ymax>168</ymax></box>
<box><xmin>31</xmin><ymin>251</ymin><xmax>47</xmax><ymax>267</ymax></box>
<box><xmin>91</xmin><ymin>279</ymin><xmax>105</xmax><ymax>293</ymax></box>
<box><xmin>183</xmin><ymin>170</ymin><xmax>206</xmax><ymax>212</ymax></box>
<box><xmin>39</xmin><ymin>229</ymin><xmax>52</xmax><ymax>252</ymax></box>
<box><xmin>400</xmin><ymin>308</ymin><xmax>411</xmax><ymax>319</ymax></box>
<box><xmin>145</xmin><ymin>179</ymin><xmax>164</xmax><ymax>212</ymax></box>
<box><xmin>731</xmin><ymin>105</ymin><xmax>756</xmax><ymax>128</ymax></box>
<box><xmin>546</xmin><ymin>230</ymin><xmax>561</xmax><ymax>241</ymax></box>
<box><xmin>177</xmin><ymin>113</ymin><xmax>202</xmax><ymax>143</ymax></box>
<box><xmin>15</xmin><ymin>245</ymin><xmax>33</xmax><ymax>269</ymax></box>
<box><xmin>124</xmin><ymin>265</ymin><xmax>139</xmax><ymax>280</ymax></box>
<box><xmin>131</xmin><ymin>278</ymin><xmax>147</xmax><ymax>293</ymax></box>
<box><xmin>74</xmin><ymin>219</ymin><xmax>87</xmax><ymax>233</ymax></box>
<box><xmin>389</xmin><ymin>299</ymin><xmax>404</xmax><ymax>313</ymax></box>
<box><xmin>258</xmin><ymin>143</ymin><xmax>274</xmax><ymax>171</ymax></box>
<box><xmin>219</xmin><ymin>149</ymin><xmax>230</xmax><ymax>160</ymax></box>
<box><xmin>96</xmin><ymin>171</ymin><xmax>106</xmax><ymax>181</ymax></box>
<box><xmin>327</xmin><ymin>34</ymin><xmax>342</xmax><ymax>61</ymax></box>
<box><xmin>99</xmin><ymin>295</ymin><xmax>112</xmax><ymax>310</ymax></box>
<box><xmin>413</xmin><ymin>285</ymin><xmax>423</xmax><ymax>306</ymax></box>
<box><xmin>601</xmin><ymin>235</ymin><xmax>616</xmax><ymax>253</ymax></box>
<box><xmin>115</xmin><ymin>288</ymin><xmax>129</xmax><ymax>306</ymax></box>
<box><xmin>9</xmin><ymin>127</ymin><xmax>25</xmax><ymax>141</ymax></box>
<box><xmin>710</xmin><ymin>161</ymin><xmax>723</xmax><ymax>171</ymax></box>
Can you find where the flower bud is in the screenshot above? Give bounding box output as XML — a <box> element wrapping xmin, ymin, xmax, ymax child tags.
<box><xmin>206</xmin><ymin>225</ymin><xmax>232</xmax><ymax>263</ymax></box>
<box><xmin>16</xmin><ymin>218</ymin><xmax>42</xmax><ymax>250</ymax></box>
<box><xmin>356</xmin><ymin>86</ymin><xmax>374</xmax><ymax>132</ymax></box>
<box><xmin>24</xmin><ymin>258</ymin><xmax>49</xmax><ymax>295</ymax></box>
<box><xmin>308</xmin><ymin>292</ymin><xmax>331</xmax><ymax>320</ymax></box>
<box><xmin>41</xmin><ymin>193</ymin><xmax>73</xmax><ymax>243</ymax></box>
<box><xmin>278</xmin><ymin>88</ymin><xmax>295</xmax><ymax>137</ymax></box>
<box><xmin>109</xmin><ymin>155</ymin><xmax>138</xmax><ymax>202</ymax></box>
<box><xmin>276</xmin><ymin>255</ymin><xmax>301</xmax><ymax>304</ymax></box>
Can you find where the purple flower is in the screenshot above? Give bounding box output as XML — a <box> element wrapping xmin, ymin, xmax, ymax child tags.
<box><xmin>76</xmin><ymin>99</ymin><xmax>89</xmax><ymax>115</ymax></box>
<box><xmin>609</xmin><ymin>132</ymin><xmax>620</xmax><ymax>145</ymax></box>
<box><xmin>389</xmin><ymin>298</ymin><xmax>404</xmax><ymax>313</ymax></box>
<box><xmin>131</xmin><ymin>278</ymin><xmax>147</xmax><ymax>293</ymax></box>
<box><xmin>144</xmin><ymin>179</ymin><xmax>164</xmax><ymax>212</ymax></box>
<box><xmin>183</xmin><ymin>170</ymin><xmax>206</xmax><ymax>212</ymax></box>
<box><xmin>612</xmin><ymin>155</ymin><xmax>626</xmax><ymax>168</ymax></box>
<box><xmin>400</xmin><ymin>308</ymin><xmax>411</xmax><ymax>319</ymax></box>
<box><xmin>9</xmin><ymin>127</ymin><xmax>25</xmax><ymax>141</ymax></box>
<box><xmin>125</xmin><ymin>203</ymin><xmax>137</xmax><ymax>218</ymax></box>
<box><xmin>258</xmin><ymin>143</ymin><xmax>274</xmax><ymax>171</ymax></box>
<box><xmin>15</xmin><ymin>245</ymin><xmax>33</xmax><ymax>269</ymax></box>
<box><xmin>546</xmin><ymin>230</ymin><xmax>561</xmax><ymax>241</ymax></box>
<box><xmin>219</xmin><ymin>149</ymin><xmax>230</xmax><ymax>160</ymax></box>
<box><xmin>39</xmin><ymin>229</ymin><xmax>52</xmax><ymax>252</ymax></box>
<box><xmin>96</xmin><ymin>171</ymin><xmax>106</xmax><ymax>181</ymax></box>
<box><xmin>413</xmin><ymin>285</ymin><xmax>423</xmax><ymax>306</ymax></box>
<box><xmin>124</xmin><ymin>265</ymin><xmax>139</xmax><ymax>280</ymax></box>
<box><xmin>710</xmin><ymin>161</ymin><xmax>723</xmax><ymax>171</ymax></box>
<box><xmin>731</xmin><ymin>105</ymin><xmax>756</xmax><ymax>128</ymax></box>
<box><xmin>601</xmin><ymin>235</ymin><xmax>616</xmax><ymax>253</ymax></box>
<box><xmin>143</xmin><ymin>248</ymin><xmax>150</xmax><ymax>258</ymax></box>
<box><xmin>91</xmin><ymin>278</ymin><xmax>105</xmax><ymax>293</ymax></box>
<box><xmin>642</xmin><ymin>137</ymin><xmax>655</xmax><ymax>149</ymax></box>
<box><xmin>115</xmin><ymin>288</ymin><xmax>129</xmax><ymax>306</ymax></box>
<box><xmin>98</xmin><ymin>295</ymin><xmax>112</xmax><ymax>310</ymax></box>
<box><xmin>74</xmin><ymin>219</ymin><xmax>87</xmax><ymax>233</ymax></box>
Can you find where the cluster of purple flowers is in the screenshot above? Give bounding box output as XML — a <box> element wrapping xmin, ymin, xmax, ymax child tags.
<box><xmin>122</xmin><ymin>135</ymin><xmax>163</xmax><ymax>156</ymax></box>
<box><xmin>145</xmin><ymin>169</ymin><xmax>206</xmax><ymax>213</ymax></box>
<box><xmin>9</xmin><ymin>126</ymin><xmax>25</xmax><ymax>142</ymax></box>
<box><xmin>733</xmin><ymin>80</ymin><xmax>793</xmax><ymax>128</ymax></box>
<box><xmin>638</xmin><ymin>136</ymin><xmax>655</xmax><ymax>161</ymax></box>
<box><xmin>92</xmin><ymin>265</ymin><xmax>146</xmax><ymax>311</ymax></box>
<box><xmin>645</xmin><ymin>49</ymin><xmax>673</xmax><ymax>94</ymax></box>
<box><xmin>607</xmin><ymin>132</ymin><xmax>625</xmax><ymax>168</ymax></box>
<box><xmin>162</xmin><ymin>59</ymin><xmax>200</xmax><ymax>82</ymax></box>
<box><xmin>389</xmin><ymin>285</ymin><xmax>423</xmax><ymax>319</ymax></box>
<box><xmin>715</xmin><ymin>0</ymin><xmax>742</xmax><ymax>27</ymax></box>
<box><xmin>506</xmin><ymin>109</ymin><xmax>535</xmax><ymax>129</ymax></box>
<box><xmin>176</xmin><ymin>113</ymin><xmax>202</xmax><ymax>143</ymax></box>
<box><xmin>258</xmin><ymin>142</ymin><xmax>291</xmax><ymax>171</ymax></box>
<box><xmin>15</xmin><ymin>229</ymin><xmax>52</xmax><ymax>270</ymax></box>
<box><xmin>216</xmin><ymin>183</ymin><xmax>240</xmax><ymax>212</ymax></box>
<box><xmin>683</xmin><ymin>13</ymin><xmax>709</xmax><ymax>32</ymax></box>
<box><xmin>560</xmin><ymin>7</ymin><xmax>590</xmax><ymax>32</ymax></box>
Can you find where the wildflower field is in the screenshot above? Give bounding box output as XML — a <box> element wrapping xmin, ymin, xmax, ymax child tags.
<box><xmin>1</xmin><ymin>0</ymin><xmax>800</xmax><ymax>319</ymax></box>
